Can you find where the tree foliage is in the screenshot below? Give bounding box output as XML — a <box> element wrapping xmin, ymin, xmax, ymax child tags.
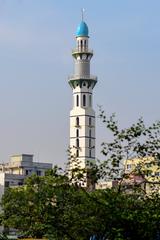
<box><xmin>2</xmin><ymin>175</ymin><xmax>160</xmax><ymax>240</ymax></box>
<box><xmin>1</xmin><ymin>111</ymin><xmax>160</xmax><ymax>240</ymax></box>
<box><xmin>98</xmin><ymin>107</ymin><xmax>160</xmax><ymax>184</ymax></box>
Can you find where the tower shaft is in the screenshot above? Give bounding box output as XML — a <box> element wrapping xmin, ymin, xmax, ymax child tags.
<box><xmin>68</xmin><ymin>21</ymin><xmax>97</xmax><ymax>186</ymax></box>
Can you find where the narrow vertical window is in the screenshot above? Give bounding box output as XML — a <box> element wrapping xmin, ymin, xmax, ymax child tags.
<box><xmin>76</xmin><ymin>150</ymin><xmax>79</xmax><ymax>157</ymax></box>
<box><xmin>89</xmin><ymin>117</ymin><xmax>92</xmax><ymax>126</ymax></box>
<box><xmin>76</xmin><ymin>95</ymin><xmax>79</xmax><ymax>107</ymax></box>
<box><xmin>89</xmin><ymin>95</ymin><xmax>92</xmax><ymax>107</ymax></box>
<box><xmin>76</xmin><ymin>138</ymin><xmax>79</xmax><ymax>148</ymax></box>
<box><xmin>76</xmin><ymin>117</ymin><xmax>79</xmax><ymax>126</ymax></box>
<box><xmin>89</xmin><ymin>129</ymin><xmax>91</xmax><ymax>138</ymax></box>
<box><xmin>89</xmin><ymin>139</ymin><xmax>91</xmax><ymax>148</ymax></box>
<box><xmin>83</xmin><ymin>95</ymin><xmax>86</xmax><ymax>107</ymax></box>
<box><xmin>80</xmin><ymin>40</ymin><xmax>83</xmax><ymax>48</ymax></box>
<box><xmin>89</xmin><ymin>150</ymin><xmax>92</xmax><ymax>158</ymax></box>
<box><xmin>76</xmin><ymin>129</ymin><xmax>79</xmax><ymax>137</ymax></box>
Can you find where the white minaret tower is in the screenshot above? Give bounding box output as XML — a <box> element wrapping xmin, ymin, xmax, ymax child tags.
<box><xmin>68</xmin><ymin>17</ymin><xmax>97</xmax><ymax>185</ymax></box>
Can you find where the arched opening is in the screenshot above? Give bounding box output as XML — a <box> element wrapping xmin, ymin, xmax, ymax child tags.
<box><xmin>76</xmin><ymin>117</ymin><xmax>79</xmax><ymax>126</ymax></box>
<box><xmin>83</xmin><ymin>95</ymin><xmax>86</xmax><ymax>107</ymax></box>
<box><xmin>76</xmin><ymin>95</ymin><xmax>79</xmax><ymax>107</ymax></box>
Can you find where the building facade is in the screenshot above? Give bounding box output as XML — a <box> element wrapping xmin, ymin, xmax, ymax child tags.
<box><xmin>124</xmin><ymin>157</ymin><xmax>160</xmax><ymax>193</ymax></box>
<box><xmin>68</xmin><ymin>20</ymin><xmax>97</xmax><ymax>180</ymax></box>
<box><xmin>0</xmin><ymin>154</ymin><xmax>52</xmax><ymax>199</ymax></box>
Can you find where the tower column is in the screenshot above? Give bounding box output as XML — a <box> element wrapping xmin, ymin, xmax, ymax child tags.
<box><xmin>68</xmin><ymin>20</ymin><xmax>97</xmax><ymax>186</ymax></box>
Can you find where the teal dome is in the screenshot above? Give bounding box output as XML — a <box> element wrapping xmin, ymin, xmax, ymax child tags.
<box><xmin>76</xmin><ymin>21</ymin><xmax>89</xmax><ymax>37</ymax></box>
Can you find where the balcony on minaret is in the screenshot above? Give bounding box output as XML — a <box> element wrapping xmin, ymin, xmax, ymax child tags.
<box><xmin>69</xmin><ymin>74</ymin><xmax>97</xmax><ymax>81</ymax></box>
<box><xmin>72</xmin><ymin>48</ymin><xmax>93</xmax><ymax>55</ymax></box>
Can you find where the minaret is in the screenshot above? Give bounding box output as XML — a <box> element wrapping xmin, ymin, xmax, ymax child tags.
<box><xmin>68</xmin><ymin>18</ymin><xmax>97</xmax><ymax>185</ymax></box>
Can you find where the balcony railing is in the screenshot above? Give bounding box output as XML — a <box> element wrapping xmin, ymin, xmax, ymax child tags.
<box><xmin>72</xmin><ymin>48</ymin><xmax>93</xmax><ymax>54</ymax></box>
<box><xmin>69</xmin><ymin>75</ymin><xmax>97</xmax><ymax>81</ymax></box>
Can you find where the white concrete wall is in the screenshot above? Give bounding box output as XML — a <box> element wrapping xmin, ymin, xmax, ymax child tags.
<box><xmin>70</xmin><ymin>85</ymin><xmax>96</xmax><ymax>169</ymax></box>
<box><xmin>0</xmin><ymin>173</ymin><xmax>5</xmax><ymax>201</ymax></box>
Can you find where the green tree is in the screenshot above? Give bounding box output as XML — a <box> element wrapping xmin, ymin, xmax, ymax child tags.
<box><xmin>1</xmin><ymin>111</ymin><xmax>160</xmax><ymax>240</ymax></box>
<box><xmin>2</xmin><ymin>170</ymin><xmax>160</xmax><ymax>239</ymax></box>
<box><xmin>98</xmin><ymin>107</ymin><xmax>160</xmax><ymax>189</ymax></box>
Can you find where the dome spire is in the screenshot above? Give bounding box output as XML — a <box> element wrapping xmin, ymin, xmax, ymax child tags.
<box><xmin>76</xmin><ymin>10</ymin><xmax>89</xmax><ymax>37</ymax></box>
<box><xmin>81</xmin><ymin>8</ymin><xmax>85</xmax><ymax>21</ymax></box>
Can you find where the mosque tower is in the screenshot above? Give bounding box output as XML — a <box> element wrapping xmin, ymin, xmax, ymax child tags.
<box><xmin>68</xmin><ymin>17</ymin><xmax>97</xmax><ymax>185</ymax></box>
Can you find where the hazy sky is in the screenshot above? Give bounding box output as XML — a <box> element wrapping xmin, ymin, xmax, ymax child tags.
<box><xmin>0</xmin><ymin>0</ymin><xmax>159</xmax><ymax>166</ymax></box>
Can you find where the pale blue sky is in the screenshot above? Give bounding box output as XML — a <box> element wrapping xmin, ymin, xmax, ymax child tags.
<box><xmin>0</xmin><ymin>0</ymin><xmax>159</xmax><ymax>165</ymax></box>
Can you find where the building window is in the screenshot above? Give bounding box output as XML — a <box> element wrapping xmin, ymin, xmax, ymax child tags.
<box><xmin>89</xmin><ymin>150</ymin><xmax>92</xmax><ymax>158</ymax></box>
<box><xmin>89</xmin><ymin>117</ymin><xmax>92</xmax><ymax>126</ymax></box>
<box><xmin>89</xmin><ymin>129</ymin><xmax>91</xmax><ymax>138</ymax></box>
<box><xmin>89</xmin><ymin>139</ymin><xmax>91</xmax><ymax>148</ymax></box>
<box><xmin>80</xmin><ymin>40</ymin><xmax>83</xmax><ymax>47</ymax></box>
<box><xmin>76</xmin><ymin>95</ymin><xmax>79</xmax><ymax>107</ymax></box>
<box><xmin>76</xmin><ymin>129</ymin><xmax>79</xmax><ymax>137</ymax></box>
<box><xmin>26</xmin><ymin>170</ymin><xmax>29</xmax><ymax>175</ymax></box>
<box><xmin>76</xmin><ymin>138</ymin><xmax>79</xmax><ymax>148</ymax></box>
<box><xmin>127</xmin><ymin>164</ymin><xmax>132</xmax><ymax>170</ymax></box>
<box><xmin>83</xmin><ymin>95</ymin><xmax>86</xmax><ymax>107</ymax></box>
<box><xmin>76</xmin><ymin>150</ymin><xmax>79</xmax><ymax>157</ymax></box>
<box><xmin>76</xmin><ymin>117</ymin><xmax>79</xmax><ymax>126</ymax></box>
<box><xmin>89</xmin><ymin>95</ymin><xmax>92</xmax><ymax>107</ymax></box>
<box><xmin>5</xmin><ymin>181</ymin><xmax>10</xmax><ymax>188</ymax></box>
<box><xmin>18</xmin><ymin>182</ymin><xmax>23</xmax><ymax>186</ymax></box>
<box><xmin>37</xmin><ymin>170</ymin><xmax>41</xmax><ymax>176</ymax></box>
